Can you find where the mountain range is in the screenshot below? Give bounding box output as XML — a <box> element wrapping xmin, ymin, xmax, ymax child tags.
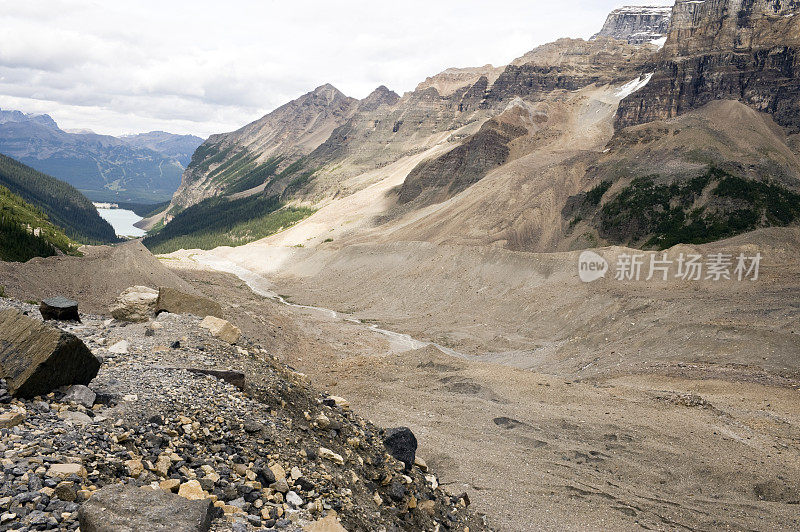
<box><xmin>148</xmin><ymin>1</ymin><xmax>800</xmax><ymax>255</ymax></box>
<box><xmin>0</xmin><ymin>110</ymin><xmax>203</xmax><ymax>203</ymax></box>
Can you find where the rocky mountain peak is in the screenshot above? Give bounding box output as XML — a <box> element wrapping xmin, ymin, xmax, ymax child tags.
<box><xmin>415</xmin><ymin>65</ymin><xmax>504</xmax><ymax>97</ymax></box>
<box><xmin>358</xmin><ymin>85</ymin><xmax>400</xmax><ymax>111</ymax></box>
<box><xmin>309</xmin><ymin>83</ymin><xmax>348</xmax><ymax>103</ymax></box>
<box><xmin>0</xmin><ymin>108</ymin><xmax>59</xmax><ymax>130</ymax></box>
<box><xmin>593</xmin><ymin>5</ymin><xmax>672</xmax><ymax>45</ymax></box>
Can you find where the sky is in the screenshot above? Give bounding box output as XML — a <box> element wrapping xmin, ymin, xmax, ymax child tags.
<box><xmin>0</xmin><ymin>0</ymin><xmax>673</xmax><ymax>138</ymax></box>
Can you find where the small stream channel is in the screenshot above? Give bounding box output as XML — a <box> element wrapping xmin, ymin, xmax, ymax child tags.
<box><xmin>194</xmin><ymin>256</ymin><xmax>469</xmax><ymax>359</ymax></box>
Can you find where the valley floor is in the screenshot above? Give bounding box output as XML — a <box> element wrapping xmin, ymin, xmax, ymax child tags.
<box><xmin>166</xmin><ymin>230</ymin><xmax>800</xmax><ymax>531</ymax></box>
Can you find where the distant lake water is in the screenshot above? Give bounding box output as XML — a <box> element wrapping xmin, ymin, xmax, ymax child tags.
<box><xmin>96</xmin><ymin>207</ymin><xmax>146</xmax><ymax>238</ymax></box>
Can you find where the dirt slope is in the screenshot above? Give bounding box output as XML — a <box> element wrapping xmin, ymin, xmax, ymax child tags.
<box><xmin>169</xmin><ymin>251</ymin><xmax>800</xmax><ymax>531</ymax></box>
<box><xmin>0</xmin><ymin>240</ymin><xmax>195</xmax><ymax>313</ymax></box>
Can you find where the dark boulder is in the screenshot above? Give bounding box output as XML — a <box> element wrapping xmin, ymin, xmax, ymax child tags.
<box><xmin>382</xmin><ymin>427</ymin><xmax>417</xmax><ymax>470</ymax></box>
<box><xmin>39</xmin><ymin>296</ymin><xmax>80</xmax><ymax>322</ymax></box>
<box><xmin>0</xmin><ymin>309</ymin><xmax>100</xmax><ymax>398</ymax></box>
<box><xmin>78</xmin><ymin>483</ymin><xmax>215</xmax><ymax>532</ymax></box>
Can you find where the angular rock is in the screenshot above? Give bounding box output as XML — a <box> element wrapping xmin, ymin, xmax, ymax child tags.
<box><xmin>285</xmin><ymin>491</ymin><xmax>303</xmax><ymax>508</ymax></box>
<box><xmin>303</xmin><ymin>515</ymin><xmax>349</xmax><ymax>532</ymax></box>
<box><xmin>303</xmin><ymin>515</ymin><xmax>347</xmax><ymax>532</ymax></box>
<box><xmin>383</xmin><ymin>427</ymin><xmax>417</xmax><ymax>470</ymax></box>
<box><xmin>54</xmin><ymin>481</ymin><xmax>78</xmax><ymax>502</ymax></box>
<box><xmin>155</xmin><ymin>287</ymin><xmax>223</xmax><ymax>318</ymax></box>
<box><xmin>110</xmin><ymin>286</ymin><xmax>158</xmax><ymax>322</ymax></box>
<box><xmin>616</xmin><ymin>0</ymin><xmax>800</xmax><ymax>132</ymax></box>
<box><xmin>108</xmin><ymin>340</ymin><xmax>129</xmax><ymax>354</ymax></box>
<box><xmin>0</xmin><ymin>410</ymin><xmax>24</xmax><ymax>428</ymax></box>
<box><xmin>592</xmin><ymin>6</ymin><xmax>671</xmax><ymax>44</ymax></box>
<box><xmin>62</xmin><ymin>384</ymin><xmax>96</xmax><ymax>408</ymax></box>
<box><xmin>39</xmin><ymin>296</ymin><xmax>80</xmax><ymax>322</ymax></box>
<box><xmin>323</xmin><ymin>396</ymin><xmax>350</xmax><ymax>409</ymax></box>
<box><xmin>199</xmin><ymin>316</ymin><xmax>241</xmax><ymax>344</ymax></box>
<box><xmin>318</xmin><ymin>447</ymin><xmax>344</xmax><ymax>465</ymax></box>
<box><xmin>0</xmin><ymin>309</ymin><xmax>101</xmax><ymax>398</ymax></box>
<box><xmin>47</xmin><ymin>463</ymin><xmax>86</xmax><ymax>479</ymax></box>
<box><xmin>60</xmin><ymin>410</ymin><xmax>93</xmax><ymax>425</ymax></box>
<box><xmin>125</xmin><ymin>459</ymin><xmax>144</xmax><ymax>479</ymax></box>
<box><xmin>78</xmin><ymin>483</ymin><xmax>214</xmax><ymax>532</ymax></box>
<box><xmin>178</xmin><ymin>479</ymin><xmax>208</xmax><ymax>501</ymax></box>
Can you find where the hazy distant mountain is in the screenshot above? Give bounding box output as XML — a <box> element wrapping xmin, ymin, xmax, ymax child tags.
<box><xmin>121</xmin><ymin>131</ymin><xmax>204</xmax><ymax>167</ymax></box>
<box><xmin>0</xmin><ymin>110</ymin><xmax>204</xmax><ymax>203</ymax></box>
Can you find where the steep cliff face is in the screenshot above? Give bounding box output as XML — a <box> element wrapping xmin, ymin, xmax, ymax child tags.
<box><xmin>490</xmin><ymin>38</ymin><xmax>655</xmax><ymax>103</ymax></box>
<box><xmin>169</xmin><ymin>84</ymin><xmax>357</xmax><ymax>211</ymax></box>
<box><xmin>592</xmin><ymin>6</ymin><xmax>672</xmax><ymax>44</ymax></box>
<box><xmin>616</xmin><ymin>0</ymin><xmax>800</xmax><ymax>132</ymax></box>
<box><xmin>415</xmin><ymin>65</ymin><xmax>505</xmax><ymax>96</ymax></box>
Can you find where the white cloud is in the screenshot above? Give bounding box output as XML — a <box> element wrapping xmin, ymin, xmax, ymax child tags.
<box><xmin>0</xmin><ymin>0</ymin><xmax>673</xmax><ymax>137</ymax></box>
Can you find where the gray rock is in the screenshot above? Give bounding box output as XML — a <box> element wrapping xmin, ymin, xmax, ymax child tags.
<box><xmin>78</xmin><ymin>483</ymin><xmax>214</xmax><ymax>532</ymax></box>
<box><xmin>285</xmin><ymin>491</ymin><xmax>303</xmax><ymax>508</ymax></box>
<box><xmin>154</xmin><ymin>287</ymin><xmax>223</xmax><ymax>318</ymax></box>
<box><xmin>39</xmin><ymin>296</ymin><xmax>80</xmax><ymax>322</ymax></box>
<box><xmin>0</xmin><ymin>309</ymin><xmax>101</xmax><ymax>398</ymax></box>
<box><xmin>383</xmin><ymin>427</ymin><xmax>418</xmax><ymax>470</ymax></box>
<box><xmin>109</xmin><ymin>286</ymin><xmax>158</xmax><ymax>322</ymax></box>
<box><xmin>62</xmin><ymin>385</ymin><xmax>96</xmax><ymax>408</ymax></box>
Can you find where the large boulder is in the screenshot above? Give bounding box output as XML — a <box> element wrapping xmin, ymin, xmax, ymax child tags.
<box><xmin>155</xmin><ymin>287</ymin><xmax>223</xmax><ymax>318</ymax></box>
<box><xmin>110</xmin><ymin>286</ymin><xmax>158</xmax><ymax>322</ymax></box>
<box><xmin>199</xmin><ymin>315</ymin><xmax>241</xmax><ymax>344</ymax></box>
<box><xmin>383</xmin><ymin>427</ymin><xmax>418</xmax><ymax>470</ymax></box>
<box><xmin>78</xmin><ymin>483</ymin><xmax>215</xmax><ymax>532</ymax></box>
<box><xmin>0</xmin><ymin>309</ymin><xmax>100</xmax><ymax>398</ymax></box>
<box><xmin>39</xmin><ymin>296</ymin><xmax>80</xmax><ymax>322</ymax></box>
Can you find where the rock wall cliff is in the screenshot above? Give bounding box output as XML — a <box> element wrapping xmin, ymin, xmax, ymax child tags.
<box><xmin>593</xmin><ymin>6</ymin><xmax>672</xmax><ymax>44</ymax></box>
<box><xmin>616</xmin><ymin>0</ymin><xmax>800</xmax><ymax>132</ymax></box>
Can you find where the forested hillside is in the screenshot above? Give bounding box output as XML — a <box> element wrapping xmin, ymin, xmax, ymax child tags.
<box><xmin>142</xmin><ymin>193</ymin><xmax>313</xmax><ymax>253</ymax></box>
<box><xmin>0</xmin><ymin>154</ymin><xmax>119</xmax><ymax>244</ymax></box>
<box><xmin>0</xmin><ymin>184</ymin><xmax>79</xmax><ymax>261</ymax></box>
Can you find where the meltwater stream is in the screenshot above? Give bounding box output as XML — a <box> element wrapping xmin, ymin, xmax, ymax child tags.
<box><xmin>194</xmin><ymin>256</ymin><xmax>467</xmax><ymax>359</ymax></box>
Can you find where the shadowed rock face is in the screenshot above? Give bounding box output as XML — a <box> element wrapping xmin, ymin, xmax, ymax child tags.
<box><xmin>497</xmin><ymin>38</ymin><xmax>654</xmax><ymax>102</ymax></box>
<box><xmin>398</xmin><ymin>118</ymin><xmax>527</xmax><ymax>206</ymax></box>
<box><xmin>616</xmin><ymin>0</ymin><xmax>800</xmax><ymax>132</ymax></box>
<box><xmin>0</xmin><ymin>309</ymin><xmax>100</xmax><ymax>398</ymax></box>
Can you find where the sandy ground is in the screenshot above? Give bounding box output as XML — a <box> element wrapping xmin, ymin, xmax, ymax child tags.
<box><xmin>165</xmin><ymin>240</ymin><xmax>800</xmax><ymax>531</ymax></box>
<box><xmin>159</xmin><ymin>87</ymin><xmax>800</xmax><ymax>529</ymax></box>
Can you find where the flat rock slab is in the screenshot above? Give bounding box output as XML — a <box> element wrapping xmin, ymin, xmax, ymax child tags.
<box><xmin>155</xmin><ymin>287</ymin><xmax>223</xmax><ymax>318</ymax></box>
<box><xmin>78</xmin><ymin>483</ymin><xmax>215</xmax><ymax>532</ymax></box>
<box><xmin>40</xmin><ymin>296</ymin><xmax>80</xmax><ymax>322</ymax></box>
<box><xmin>199</xmin><ymin>315</ymin><xmax>241</xmax><ymax>344</ymax></box>
<box><xmin>0</xmin><ymin>309</ymin><xmax>100</xmax><ymax>398</ymax></box>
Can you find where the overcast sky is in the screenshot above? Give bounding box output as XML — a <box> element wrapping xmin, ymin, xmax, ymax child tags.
<box><xmin>0</xmin><ymin>0</ymin><xmax>672</xmax><ymax>138</ymax></box>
